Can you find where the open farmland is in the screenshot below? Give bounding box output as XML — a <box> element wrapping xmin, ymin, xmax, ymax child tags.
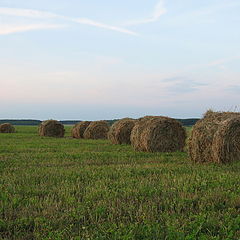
<box><xmin>0</xmin><ymin>126</ymin><xmax>239</xmax><ymax>239</ymax></box>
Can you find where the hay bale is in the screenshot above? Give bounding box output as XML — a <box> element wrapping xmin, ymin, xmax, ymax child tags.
<box><xmin>130</xmin><ymin>116</ymin><xmax>160</xmax><ymax>151</ymax></box>
<box><xmin>188</xmin><ymin>110</ymin><xmax>240</xmax><ymax>163</ymax></box>
<box><xmin>108</xmin><ymin>118</ymin><xmax>137</xmax><ymax>144</ymax></box>
<box><xmin>131</xmin><ymin>116</ymin><xmax>186</xmax><ymax>152</ymax></box>
<box><xmin>71</xmin><ymin>121</ymin><xmax>91</xmax><ymax>139</ymax></box>
<box><xmin>83</xmin><ymin>121</ymin><xmax>110</xmax><ymax>140</ymax></box>
<box><xmin>0</xmin><ymin>123</ymin><xmax>15</xmax><ymax>133</ymax></box>
<box><xmin>39</xmin><ymin>120</ymin><xmax>65</xmax><ymax>138</ymax></box>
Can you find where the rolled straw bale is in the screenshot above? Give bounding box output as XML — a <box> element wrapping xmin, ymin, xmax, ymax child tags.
<box><xmin>83</xmin><ymin>121</ymin><xmax>110</xmax><ymax>140</ymax></box>
<box><xmin>108</xmin><ymin>118</ymin><xmax>136</xmax><ymax>144</ymax></box>
<box><xmin>71</xmin><ymin>121</ymin><xmax>91</xmax><ymax>139</ymax></box>
<box><xmin>188</xmin><ymin>110</ymin><xmax>240</xmax><ymax>163</ymax></box>
<box><xmin>131</xmin><ymin>116</ymin><xmax>186</xmax><ymax>152</ymax></box>
<box><xmin>39</xmin><ymin>120</ymin><xmax>65</xmax><ymax>138</ymax></box>
<box><xmin>130</xmin><ymin>116</ymin><xmax>159</xmax><ymax>151</ymax></box>
<box><xmin>0</xmin><ymin>123</ymin><xmax>15</xmax><ymax>133</ymax></box>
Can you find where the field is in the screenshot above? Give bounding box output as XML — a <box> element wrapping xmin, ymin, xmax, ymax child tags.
<box><xmin>0</xmin><ymin>126</ymin><xmax>239</xmax><ymax>240</ymax></box>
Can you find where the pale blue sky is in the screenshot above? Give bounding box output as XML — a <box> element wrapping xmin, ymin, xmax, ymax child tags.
<box><xmin>0</xmin><ymin>0</ymin><xmax>240</xmax><ymax>120</ymax></box>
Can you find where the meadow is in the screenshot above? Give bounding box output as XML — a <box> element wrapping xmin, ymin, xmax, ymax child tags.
<box><xmin>0</xmin><ymin>126</ymin><xmax>239</xmax><ymax>240</ymax></box>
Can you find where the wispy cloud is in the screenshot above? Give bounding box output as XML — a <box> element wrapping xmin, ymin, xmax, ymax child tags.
<box><xmin>0</xmin><ymin>7</ymin><xmax>59</xmax><ymax>18</ymax></box>
<box><xmin>73</xmin><ymin>18</ymin><xmax>138</xmax><ymax>36</ymax></box>
<box><xmin>124</xmin><ymin>0</ymin><xmax>167</xmax><ymax>26</ymax></box>
<box><xmin>0</xmin><ymin>23</ymin><xmax>65</xmax><ymax>35</ymax></box>
<box><xmin>166</xmin><ymin>55</ymin><xmax>240</xmax><ymax>76</ymax></box>
<box><xmin>207</xmin><ymin>56</ymin><xmax>240</xmax><ymax>67</ymax></box>
<box><xmin>161</xmin><ymin>77</ymin><xmax>207</xmax><ymax>95</ymax></box>
<box><xmin>0</xmin><ymin>7</ymin><xmax>138</xmax><ymax>36</ymax></box>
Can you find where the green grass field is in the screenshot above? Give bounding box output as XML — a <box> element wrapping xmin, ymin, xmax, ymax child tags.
<box><xmin>0</xmin><ymin>126</ymin><xmax>239</xmax><ymax>240</ymax></box>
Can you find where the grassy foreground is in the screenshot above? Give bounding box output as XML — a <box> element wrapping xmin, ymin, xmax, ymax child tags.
<box><xmin>0</xmin><ymin>126</ymin><xmax>239</xmax><ymax>240</ymax></box>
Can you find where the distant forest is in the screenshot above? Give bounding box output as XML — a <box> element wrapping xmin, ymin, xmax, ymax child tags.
<box><xmin>0</xmin><ymin>118</ymin><xmax>199</xmax><ymax>126</ymax></box>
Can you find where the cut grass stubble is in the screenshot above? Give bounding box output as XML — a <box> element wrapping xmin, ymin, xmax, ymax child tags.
<box><xmin>0</xmin><ymin>126</ymin><xmax>239</xmax><ymax>239</ymax></box>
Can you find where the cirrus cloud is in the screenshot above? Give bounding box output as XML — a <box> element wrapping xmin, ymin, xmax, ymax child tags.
<box><xmin>124</xmin><ymin>0</ymin><xmax>167</xmax><ymax>26</ymax></box>
<box><xmin>0</xmin><ymin>23</ymin><xmax>66</xmax><ymax>35</ymax></box>
<box><xmin>0</xmin><ymin>7</ymin><xmax>138</xmax><ymax>36</ymax></box>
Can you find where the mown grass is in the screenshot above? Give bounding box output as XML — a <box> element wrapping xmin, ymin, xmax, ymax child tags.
<box><xmin>0</xmin><ymin>126</ymin><xmax>239</xmax><ymax>240</ymax></box>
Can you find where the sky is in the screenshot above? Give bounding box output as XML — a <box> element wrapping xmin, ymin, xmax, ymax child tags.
<box><xmin>0</xmin><ymin>0</ymin><xmax>240</xmax><ymax>120</ymax></box>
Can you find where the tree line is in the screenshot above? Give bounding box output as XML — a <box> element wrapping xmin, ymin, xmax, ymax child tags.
<box><xmin>0</xmin><ymin>118</ymin><xmax>199</xmax><ymax>126</ymax></box>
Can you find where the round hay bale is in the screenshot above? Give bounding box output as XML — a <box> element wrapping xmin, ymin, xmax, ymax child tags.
<box><xmin>39</xmin><ymin>120</ymin><xmax>65</xmax><ymax>138</ymax></box>
<box><xmin>0</xmin><ymin>123</ymin><xmax>15</xmax><ymax>133</ymax></box>
<box><xmin>131</xmin><ymin>116</ymin><xmax>186</xmax><ymax>152</ymax></box>
<box><xmin>108</xmin><ymin>118</ymin><xmax>137</xmax><ymax>144</ymax></box>
<box><xmin>83</xmin><ymin>121</ymin><xmax>110</xmax><ymax>140</ymax></box>
<box><xmin>188</xmin><ymin>111</ymin><xmax>240</xmax><ymax>163</ymax></box>
<box><xmin>130</xmin><ymin>116</ymin><xmax>161</xmax><ymax>151</ymax></box>
<box><xmin>71</xmin><ymin>121</ymin><xmax>91</xmax><ymax>139</ymax></box>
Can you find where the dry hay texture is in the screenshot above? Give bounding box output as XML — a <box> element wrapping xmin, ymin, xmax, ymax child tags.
<box><xmin>39</xmin><ymin>120</ymin><xmax>65</xmax><ymax>138</ymax></box>
<box><xmin>83</xmin><ymin>121</ymin><xmax>110</xmax><ymax>140</ymax></box>
<box><xmin>71</xmin><ymin>121</ymin><xmax>91</xmax><ymax>139</ymax></box>
<box><xmin>0</xmin><ymin>123</ymin><xmax>15</xmax><ymax>133</ymax></box>
<box><xmin>188</xmin><ymin>110</ymin><xmax>240</xmax><ymax>163</ymax></box>
<box><xmin>108</xmin><ymin>118</ymin><xmax>137</xmax><ymax>144</ymax></box>
<box><xmin>131</xmin><ymin>116</ymin><xmax>186</xmax><ymax>152</ymax></box>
